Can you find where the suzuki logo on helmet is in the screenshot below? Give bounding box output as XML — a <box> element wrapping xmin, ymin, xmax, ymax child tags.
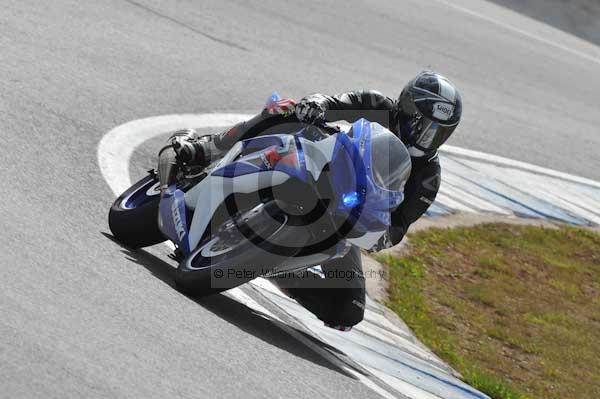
<box><xmin>432</xmin><ymin>102</ymin><xmax>454</xmax><ymax>121</ymax></box>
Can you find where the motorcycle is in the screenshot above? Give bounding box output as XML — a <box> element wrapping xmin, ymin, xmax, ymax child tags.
<box><xmin>108</xmin><ymin>94</ymin><xmax>412</xmax><ymax>296</ymax></box>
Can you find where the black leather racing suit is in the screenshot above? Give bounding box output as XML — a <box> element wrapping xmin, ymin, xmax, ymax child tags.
<box><xmin>212</xmin><ymin>90</ymin><xmax>441</xmax><ymax>328</ymax></box>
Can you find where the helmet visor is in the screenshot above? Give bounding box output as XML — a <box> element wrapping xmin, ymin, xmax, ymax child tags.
<box><xmin>413</xmin><ymin>116</ymin><xmax>457</xmax><ymax>152</ymax></box>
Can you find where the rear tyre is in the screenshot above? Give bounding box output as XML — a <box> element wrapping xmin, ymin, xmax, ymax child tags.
<box><xmin>175</xmin><ymin>201</ymin><xmax>308</xmax><ymax>297</ymax></box>
<box><xmin>108</xmin><ymin>173</ymin><xmax>166</xmax><ymax>248</ymax></box>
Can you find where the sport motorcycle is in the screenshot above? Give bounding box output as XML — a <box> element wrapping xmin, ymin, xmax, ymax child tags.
<box><xmin>108</xmin><ymin>93</ymin><xmax>411</xmax><ymax>296</ymax></box>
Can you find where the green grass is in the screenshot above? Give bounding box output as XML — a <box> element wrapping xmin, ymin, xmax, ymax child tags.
<box><xmin>379</xmin><ymin>223</ymin><xmax>600</xmax><ymax>399</ymax></box>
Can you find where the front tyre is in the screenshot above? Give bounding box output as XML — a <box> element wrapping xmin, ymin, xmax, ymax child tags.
<box><xmin>108</xmin><ymin>173</ymin><xmax>166</xmax><ymax>248</ymax></box>
<box><xmin>175</xmin><ymin>201</ymin><xmax>308</xmax><ymax>297</ymax></box>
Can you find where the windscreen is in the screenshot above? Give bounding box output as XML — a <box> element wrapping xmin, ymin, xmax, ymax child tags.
<box><xmin>369</xmin><ymin>125</ymin><xmax>411</xmax><ymax>192</ymax></box>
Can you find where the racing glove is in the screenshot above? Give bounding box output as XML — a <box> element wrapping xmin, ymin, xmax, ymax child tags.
<box><xmin>295</xmin><ymin>97</ymin><xmax>326</xmax><ymax>125</ymax></box>
<box><xmin>170</xmin><ymin>129</ymin><xmax>210</xmax><ymax>166</ymax></box>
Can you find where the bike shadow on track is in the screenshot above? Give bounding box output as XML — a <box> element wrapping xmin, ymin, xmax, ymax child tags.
<box><xmin>101</xmin><ymin>232</ymin><xmax>359</xmax><ymax>379</ymax></box>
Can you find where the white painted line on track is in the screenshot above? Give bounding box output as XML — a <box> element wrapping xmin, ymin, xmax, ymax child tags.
<box><xmin>433</xmin><ymin>0</ymin><xmax>600</xmax><ymax>66</ymax></box>
<box><xmin>97</xmin><ymin>113</ymin><xmax>250</xmax><ymax>197</ymax></box>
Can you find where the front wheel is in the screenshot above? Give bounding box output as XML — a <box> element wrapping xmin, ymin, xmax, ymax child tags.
<box><xmin>108</xmin><ymin>173</ymin><xmax>166</xmax><ymax>248</ymax></box>
<box><xmin>175</xmin><ymin>201</ymin><xmax>309</xmax><ymax>297</ymax></box>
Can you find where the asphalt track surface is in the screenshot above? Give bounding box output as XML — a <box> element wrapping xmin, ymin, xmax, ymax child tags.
<box><xmin>1</xmin><ymin>0</ymin><xmax>600</xmax><ymax>398</ymax></box>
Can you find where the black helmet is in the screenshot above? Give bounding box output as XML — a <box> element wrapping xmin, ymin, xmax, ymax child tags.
<box><xmin>395</xmin><ymin>71</ymin><xmax>462</xmax><ymax>156</ymax></box>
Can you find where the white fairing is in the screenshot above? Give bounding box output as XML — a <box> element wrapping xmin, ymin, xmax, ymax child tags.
<box><xmin>185</xmin><ymin>170</ymin><xmax>290</xmax><ymax>251</ymax></box>
<box><xmin>299</xmin><ymin>135</ymin><xmax>336</xmax><ymax>180</ymax></box>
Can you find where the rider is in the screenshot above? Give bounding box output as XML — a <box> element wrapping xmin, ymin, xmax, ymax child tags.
<box><xmin>172</xmin><ymin>71</ymin><xmax>462</xmax><ymax>330</ymax></box>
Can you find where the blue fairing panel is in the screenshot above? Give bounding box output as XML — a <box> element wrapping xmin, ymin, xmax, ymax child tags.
<box><xmin>159</xmin><ymin>186</ymin><xmax>190</xmax><ymax>253</ymax></box>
